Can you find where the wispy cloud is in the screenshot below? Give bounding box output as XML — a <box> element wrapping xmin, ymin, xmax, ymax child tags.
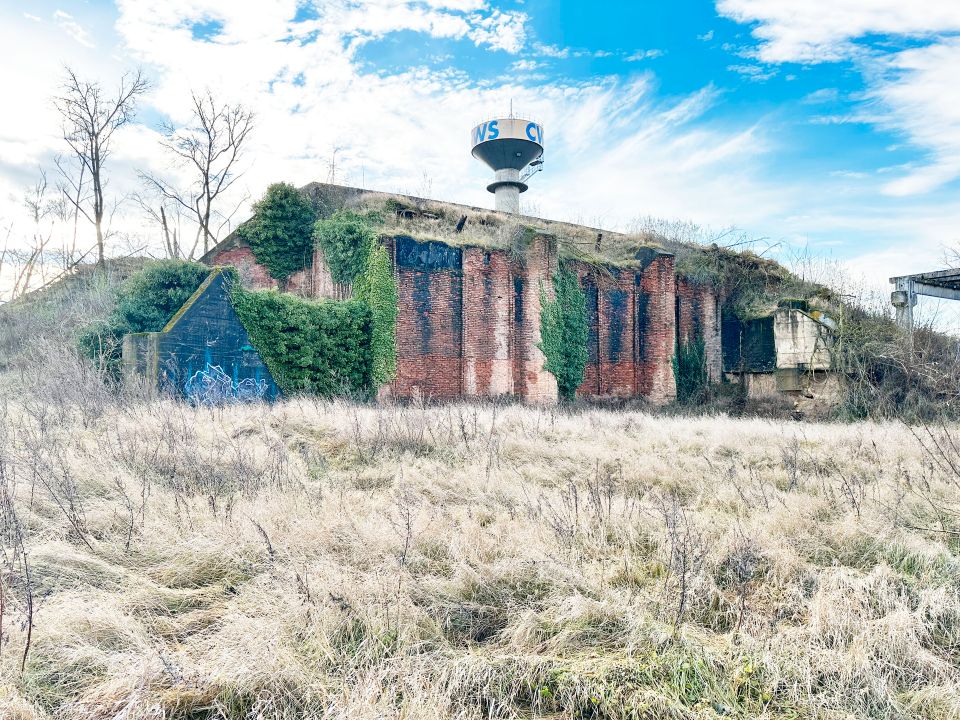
<box><xmin>625</xmin><ymin>49</ymin><xmax>664</xmax><ymax>62</ymax></box>
<box><xmin>802</xmin><ymin>88</ymin><xmax>839</xmax><ymax>104</ymax></box>
<box><xmin>532</xmin><ymin>42</ymin><xmax>569</xmax><ymax>58</ymax></box>
<box><xmin>53</xmin><ymin>9</ymin><xmax>94</xmax><ymax>48</ymax></box>
<box><xmin>717</xmin><ymin>0</ymin><xmax>960</xmax><ymax>63</ymax></box>
<box><xmin>718</xmin><ymin>0</ymin><xmax>960</xmax><ymax>196</ymax></box>
<box><xmin>727</xmin><ymin>63</ymin><xmax>777</xmax><ymax>82</ymax></box>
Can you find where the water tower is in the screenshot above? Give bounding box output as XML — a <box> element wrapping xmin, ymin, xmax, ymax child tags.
<box><xmin>470</xmin><ymin>116</ymin><xmax>544</xmax><ymax>214</ymax></box>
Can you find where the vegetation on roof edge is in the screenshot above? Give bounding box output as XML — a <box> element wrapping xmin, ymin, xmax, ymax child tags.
<box><xmin>229</xmin><ymin>181</ymin><xmax>837</xmax><ymax>322</ymax></box>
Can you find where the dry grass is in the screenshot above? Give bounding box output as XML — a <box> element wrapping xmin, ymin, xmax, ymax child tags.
<box><xmin>1</xmin><ymin>395</ymin><xmax>959</xmax><ymax>719</ymax></box>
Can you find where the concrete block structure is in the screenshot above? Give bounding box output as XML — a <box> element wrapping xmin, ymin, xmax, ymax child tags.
<box><xmin>722</xmin><ymin>305</ymin><xmax>836</xmax><ymax>404</ymax></box>
<box><xmin>122</xmin><ymin>268</ymin><xmax>280</xmax><ymax>403</ymax></box>
<box><xmin>203</xmin><ymin>183</ymin><xmax>726</xmax><ymax>405</ymax></box>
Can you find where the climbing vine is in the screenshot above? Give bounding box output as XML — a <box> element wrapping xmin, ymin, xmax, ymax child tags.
<box><xmin>313</xmin><ymin>210</ymin><xmax>378</xmax><ymax>285</ymax></box>
<box><xmin>354</xmin><ymin>242</ymin><xmax>398</xmax><ymax>386</ymax></box>
<box><xmin>673</xmin><ymin>337</ymin><xmax>708</xmax><ymax>405</ymax></box>
<box><xmin>539</xmin><ymin>266</ymin><xmax>589</xmax><ymax>400</ymax></box>
<box><xmin>231</xmin><ymin>286</ymin><xmax>373</xmax><ymax>397</ymax></box>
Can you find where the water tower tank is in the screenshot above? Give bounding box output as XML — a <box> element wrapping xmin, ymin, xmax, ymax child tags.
<box><xmin>470</xmin><ymin>117</ymin><xmax>544</xmax><ymax>214</ymax></box>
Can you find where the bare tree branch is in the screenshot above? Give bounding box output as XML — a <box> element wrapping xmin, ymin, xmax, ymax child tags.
<box><xmin>140</xmin><ymin>90</ymin><xmax>254</xmax><ymax>256</ymax></box>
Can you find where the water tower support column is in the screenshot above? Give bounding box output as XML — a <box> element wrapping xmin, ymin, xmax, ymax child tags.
<box><xmin>492</xmin><ymin>169</ymin><xmax>521</xmax><ymax>214</ymax></box>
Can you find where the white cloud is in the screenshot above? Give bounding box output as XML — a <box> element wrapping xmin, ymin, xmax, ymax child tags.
<box><xmin>532</xmin><ymin>42</ymin><xmax>569</xmax><ymax>58</ymax></box>
<box><xmin>625</xmin><ymin>49</ymin><xmax>664</xmax><ymax>62</ymax></box>
<box><xmin>468</xmin><ymin>9</ymin><xmax>527</xmax><ymax>53</ymax></box>
<box><xmin>697</xmin><ymin>30</ymin><xmax>714</xmax><ymax>42</ymax></box>
<box><xmin>802</xmin><ymin>88</ymin><xmax>839</xmax><ymax>104</ymax></box>
<box><xmin>53</xmin><ymin>9</ymin><xmax>95</xmax><ymax>48</ymax></box>
<box><xmin>716</xmin><ymin>0</ymin><xmax>960</xmax><ymax>63</ymax></box>
<box><xmin>727</xmin><ymin>63</ymin><xmax>777</xmax><ymax>81</ymax></box>
<box><xmin>511</xmin><ymin>58</ymin><xmax>543</xmax><ymax>72</ymax></box>
<box><xmin>867</xmin><ymin>39</ymin><xmax>960</xmax><ymax>196</ymax></box>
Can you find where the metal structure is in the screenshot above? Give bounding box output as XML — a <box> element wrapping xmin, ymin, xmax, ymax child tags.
<box><xmin>890</xmin><ymin>268</ymin><xmax>960</xmax><ymax>330</ymax></box>
<box><xmin>470</xmin><ymin>116</ymin><xmax>544</xmax><ymax>213</ymax></box>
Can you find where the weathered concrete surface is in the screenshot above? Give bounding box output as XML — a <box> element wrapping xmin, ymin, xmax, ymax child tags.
<box><xmin>122</xmin><ymin>269</ymin><xmax>279</xmax><ymax>403</ymax></box>
<box><xmin>773</xmin><ymin>309</ymin><xmax>833</xmax><ymax>370</ymax></box>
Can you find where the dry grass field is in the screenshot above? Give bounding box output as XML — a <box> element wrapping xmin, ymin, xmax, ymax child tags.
<box><xmin>1</xmin><ymin>389</ymin><xmax>959</xmax><ymax>719</ymax></box>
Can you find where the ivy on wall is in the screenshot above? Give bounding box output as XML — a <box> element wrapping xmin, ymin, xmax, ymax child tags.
<box><xmin>539</xmin><ymin>266</ymin><xmax>589</xmax><ymax>400</ymax></box>
<box><xmin>313</xmin><ymin>210</ymin><xmax>378</xmax><ymax>285</ymax></box>
<box><xmin>673</xmin><ymin>337</ymin><xmax>708</xmax><ymax>405</ymax></box>
<box><xmin>231</xmin><ymin>286</ymin><xmax>373</xmax><ymax>397</ymax></box>
<box><xmin>240</xmin><ymin>183</ymin><xmax>317</xmax><ymax>285</ymax></box>
<box><xmin>354</xmin><ymin>242</ymin><xmax>398</xmax><ymax>386</ymax></box>
<box><xmin>78</xmin><ymin>260</ymin><xmax>210</xmax><ymax>377</ymax></box>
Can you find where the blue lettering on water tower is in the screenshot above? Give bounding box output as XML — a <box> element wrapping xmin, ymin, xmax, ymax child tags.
<box><xmin>525</xmin><ymin>122</ymin><xmax>542</xmax><ymax>143</ymax></box>
<box><xmin>488</xmin><ymin>120</ymin><xmax>499</xmax><ymax>139</ymax></box>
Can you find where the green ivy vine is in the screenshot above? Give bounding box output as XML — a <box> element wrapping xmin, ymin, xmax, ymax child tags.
<box><xmin>354</xmin><ymin>242</ymin><xmax>398</xmax><ymax>386</ymax></box>
<box><xmin>539</xmin><ymin>266</ymin><xmax>589</xmax><ymax>400</ymax></box>
<box><xmin>313</xmin><ymin>210</ymin><xmax>378</xmax><ymax>285</ymax></box>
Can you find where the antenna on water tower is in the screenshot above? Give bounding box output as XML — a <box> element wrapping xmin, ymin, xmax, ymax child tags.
<box><xmin>470</xmin><ymin>114</ymin><xmax>544</xmax><ymax>214</ymax></box>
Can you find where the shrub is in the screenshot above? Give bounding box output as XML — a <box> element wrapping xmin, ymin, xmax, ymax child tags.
<box><xmin>540</xmin><ymin>267</ymin><xmax>589</xmax><ymax>400</ymax></box>
<box><xmin>231</xmin><ymin>287</ymin><xmax>373</xmax><ymax>397</ymax></box>
<box><xmin>77</xmin><ymin>260</ymin><xmax>210</xmax><ymax>377</ymax></box>
<box><xmin>313</xmin><ymin>211</ymin><xmax>378</xmax><ymax>285</ymax></box>
<box><xmin>354</xmin><ymin>243</ymin><xmax>397</xmax><ymax>386</ymax></box>
<box><xmin>241</xmin><ymin>183</ymin><xmax>317</xmax><ymax>285</ymax></box>
<box><xmin>111</xmin><ymin>261</ymin><xmax>211</xmax><ymax>332</ymax></box>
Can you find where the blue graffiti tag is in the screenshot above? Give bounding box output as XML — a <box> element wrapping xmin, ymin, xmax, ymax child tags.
<box><xmin>184</xmin><ymin>363</ymin><xmax>269</xmax><ymax>405</ymax></box>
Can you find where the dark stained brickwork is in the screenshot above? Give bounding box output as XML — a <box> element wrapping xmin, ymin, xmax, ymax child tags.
<box><xmin>676</xmin><ymin>277</ymin><xmax>723</xmax><ymax>382</ymax></box>
<box><xmin>377</xmin><ymin>236</ymin><xmax>464</xmax><ymax>399</ymax></box>
<box><xmin>569</xmin><ymin>255</ymin><xmax>677</xmax><ymax>403</ymax></box>
<box><xmin>208</xmin><ymin>228</ymin><xmax>717</xmax><ymax>405</ymax></box>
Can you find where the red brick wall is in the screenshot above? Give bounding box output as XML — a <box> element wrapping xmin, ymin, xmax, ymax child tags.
<box><xmin>640</xmin><ymin>255</ymin><xmax>678</xmax><ymax>404</ymax></box>
<box><xmin>209</xmin><ymin>245</ymin><xmax>336</xmax><ymax>298</ymax></box>
<box><xmin>569</xmin><ymin>255</ymin><xmax>677</xmax><ymax>404</ymax></box>
<box><xmin>676</xmin><ymin>277</ymin><xmax>722</xmax><ymax>382</ymax></box>
<box><xmin>386</xmin><ymin>235</ymin><xmax>557</xmax><ymax>403</ymax></box>
<box><xmin>462</xmin><ymin>247</ymin><xmax>513</xmax><ymax>397</ymax></box>
<box><xmin>212</xmin><ymin>247</ymin><xmax>277</xmax><ymax>290</ymax></box>
<box><xmin>209</xmin><ymin>234</ymin><xmax>714</xmax><ymax>406</ymax></box>
<box><xmin>388</xmin><ymin>237</ymin><xmax>464</xmax><ymax>400</ymax></box>
<box><xmin>509</xmin><ymin>236</ymin><xmax>558</xmax><ymax>404</ymax></box>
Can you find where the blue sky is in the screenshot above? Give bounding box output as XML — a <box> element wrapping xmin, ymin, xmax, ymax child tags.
<box><xmin>3</xmin><ymin>0</ymin><xmax>960</xmax><ymax>319</ymax></box>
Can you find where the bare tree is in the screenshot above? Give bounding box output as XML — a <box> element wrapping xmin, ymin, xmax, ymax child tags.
<box><xmin>133</xmin><ymin>193</ymin><xmax>182</xmax><ymax>259</ymax></box>
<box><xmin>54</xmin><ymin>67</ymin><xmax>148</xmax><ymax>266</ymax></box>
<box><xmin>142</xmin><ymin>90</ymin><xmax>254</xmax><ymax>257</ymax></box>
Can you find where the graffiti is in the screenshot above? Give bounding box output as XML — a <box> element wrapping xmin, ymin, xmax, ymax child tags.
<box><xmin>184</xmin><ymin>363</ymin><xmax>269</xmax><ymax>406</ymax></box>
